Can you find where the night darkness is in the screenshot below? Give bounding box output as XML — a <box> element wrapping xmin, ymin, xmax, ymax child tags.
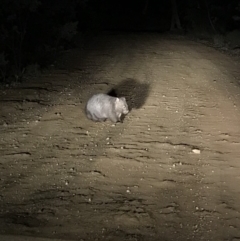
<box><xmin>0</xmin><ymin>0</ymin><xmax>240</xmax><ymax>81</ymax></box>
<box><xmin>1</xmin><ymin>1</ymin><xmax>240</xmax><ymax>241</ymax></box>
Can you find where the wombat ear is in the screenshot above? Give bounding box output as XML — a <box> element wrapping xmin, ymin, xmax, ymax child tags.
<box><xmin>115</xmin><ymin>98</ymin><xmax>120</xmax><ymax>103</ymax></box>
<box><xmin>121</xmin><ymin>97</ymin><xmax>126</xmax><ymax>101</ymax></box>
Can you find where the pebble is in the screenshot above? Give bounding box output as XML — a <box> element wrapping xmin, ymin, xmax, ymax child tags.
<box><xmin>192</xmin><ymin>149</ymin><xmax>201</xmax><ymax>154</ymax></box>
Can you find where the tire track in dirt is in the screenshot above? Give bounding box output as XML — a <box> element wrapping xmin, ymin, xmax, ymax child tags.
<box><xmin>1</xmin><ymin>33</ymin><xmax>240</xmax><ymax>241</ymax></box>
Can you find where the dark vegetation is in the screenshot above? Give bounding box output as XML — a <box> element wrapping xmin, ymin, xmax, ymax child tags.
<box><xmin>0</xmin><ymin>0</ymin><xmax>240</xmax><ymax>84</ymax></box>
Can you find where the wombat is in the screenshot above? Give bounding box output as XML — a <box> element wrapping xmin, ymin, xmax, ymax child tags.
<box><xmin>85</xmin><ymin>93</ymin><xmax>129</xmax><ymax>123</ymax></box>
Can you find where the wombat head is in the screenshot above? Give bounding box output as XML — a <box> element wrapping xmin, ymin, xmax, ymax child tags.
<box><xmin>115</xmin><ymin>97</ymin><xmax>129</xmax><ymax>115</ymax></box>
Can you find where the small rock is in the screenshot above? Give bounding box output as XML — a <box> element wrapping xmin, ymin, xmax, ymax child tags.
<box><xmin>192</xmin><ymin>149</ymin><xmax>201</xmax><ymax>154</ymax></box>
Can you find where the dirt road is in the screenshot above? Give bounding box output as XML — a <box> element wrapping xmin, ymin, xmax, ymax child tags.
<box><xmin>1</xmin><ymin>32</ymin><xmax>240</xmax><ymax>241</ymax></box>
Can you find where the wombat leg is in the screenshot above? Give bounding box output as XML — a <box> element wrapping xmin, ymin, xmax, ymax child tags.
<box><xmin>91</xmin><ymin>113</ymin><xmax>101</xmax><ymax>122</ymax></box>
<box><xmin>99</xmin><ymin>118</ymin><xmax>106</xmax><ymax>122</ymax></box>
<box><xmin>86</xmin><ymin>111</ymin><xmax>93</xmax><ymax>120</ymax></box>
<box><xmin>91</xmin><ymin>113</ymin><xmax>106</xmax><ymax>122</ymax></box>
<box><xmin>118</xmin><ymin>114</ymin><xmax>122</xmax><ymax>122</ymax></box>
<box><xmin>109</xmin><ymin>116</ymin><xmax>118</xmax><ymax>123</ymax></box>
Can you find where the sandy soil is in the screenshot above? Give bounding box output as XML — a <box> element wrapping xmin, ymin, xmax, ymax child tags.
<box><xmin>1</xmin><ymin>32</ymin><xmax>240</xmax><ymax>241</ymax></box>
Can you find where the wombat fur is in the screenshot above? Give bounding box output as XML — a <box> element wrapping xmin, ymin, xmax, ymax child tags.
<box><xmin>85</xmin><ymin>93</ymin><xmax>129</xmax><ymax>123</ymax></box>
